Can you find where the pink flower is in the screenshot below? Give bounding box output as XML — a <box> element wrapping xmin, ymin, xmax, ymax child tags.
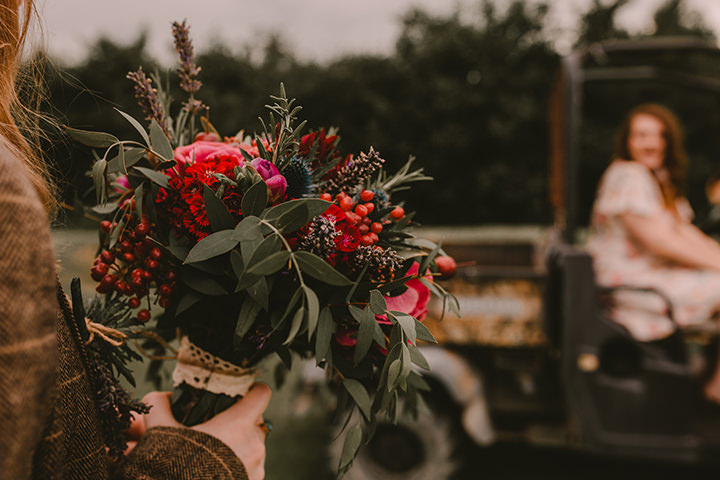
<box><xmin>381</xmin><ymin>262</ymin><xmax>432</xmax><ymax>321</ymax></box>
<box><xmin>250</xmin><ymin>158</ymin><xmax>287</xmax><ymax>202</ymax></box>
<box><xmin>174</xmin><ymin>140</ymin><xmax>253</xmax><ymax>166</ymax></box>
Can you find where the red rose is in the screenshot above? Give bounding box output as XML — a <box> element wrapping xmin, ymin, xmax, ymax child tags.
<box><xmin>379</xmin><ymin>262</ymin><xmax>432</xmax><ymax>321</ymax></box>
<box><xmin>174</xmin><ymin>140</ymin><xmax>253</xmax><ymax>166</ymax></box>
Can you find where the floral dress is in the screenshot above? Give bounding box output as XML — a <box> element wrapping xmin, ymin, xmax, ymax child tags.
<box><xmin>587</xmin><ymin>160</ymin><xmax>720</xmax><ymax>341</ymax></box>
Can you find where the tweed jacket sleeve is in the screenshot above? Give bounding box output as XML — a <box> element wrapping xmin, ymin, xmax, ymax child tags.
<box><xmin>0</xmin><ymin>141</ymin><xmax>59</xmax><ymax>480</ymax></box>
<box><xmin>0</xmin><ymin>143</ymin><xmax>248</xmax><ymax>480</ymax></box>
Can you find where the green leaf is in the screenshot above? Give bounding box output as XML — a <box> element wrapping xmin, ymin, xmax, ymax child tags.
<box><xmin>241</xmin><ymin>181</ymin><xmax>268</xmax><ymax>217</ymax></box>
<box><xmin>65</xmin><ymin>126</ymin><xmax>119</xmax><ymax>148</ymax></box>
<box><xmin>369</xmin><ymin>289</ymin><xmax>387</xmax><ymax>314</ymax></box>
<box><xmin>184</xmin><ymin>230</ymin><xmax>239</xmax><ymax>264</ymax></box>
<box><xmin>346</xmin><ymin>264</ymin><xmax>368</xmax><ymax>302</ymax></box>
<box><xmin>108</xmin><ymin>214</ymin><xmax>126</xmax><ymax>249</ymax></box>
<box><xmin>181</xmin><ymin>270</ymin><xmax>228</xmax><ymax>295</ymax></box>
<box><xmin>350</xmin><ymin>305</ymin><xmax>375</xmax><ymax>365</ymax></box>
<box><xmin>108</xmin><ymin>147</ymin><xmax>145</xmax><ymax>174</ymax></box>
<box><xmin>415</xmin><ymin>318</ymin><xmax>437</xmax><ymax>343</ymax></box>
<box><xmin>418</xmin><ymin>239</ymin><xmax>442</xmax><ymax>276</ymax></box>
<box><xmin>247</xmin><ymin>277</ymin><xmax>270</xmax><ymax>311</ymax></box>
<box><xmin>246</xmin><ymin>234</ymin><xmax>282</xmax><ymax>268</ymax></box>
<box><xmin>409</xmin><ymin>345</ymin><xmax>430</xmax><ymax>370</ymax></box>
<box><xmin>246</xmin><ymin>250</ymin><xmax>290</xmax><ymax>276</ymax></box>
<box><xmin>283</xmin><ymin>307</ymin><xmax>305</xmax><ymax>345</ymax></box>
<box><xmin>235</xmin><ymin>297</ymin><xmax>261</xmax><ymax>345</ymax></box>
<box><xmin>176</xmin><ymin>291</ymin><xmax>202</xmax><ymax>316</ymax></box>
<box><xmin>203</xmin><ymin>184</ymin><xmax>236</xmax><ymax>231</ymax></box>
<box><xmin>343</xmin><ymin>379</ymin><xmax>372</xmax><ymax>421</ymax></box>
<box><xmin>387</xmin><ymin>359</ymin><xmax>402</xmax><ymax>391</ymax></box>
<box><xmin>115</xmin><ymin>108</ymin><xmax>150</xmax><ymax>145</ymax></box>
<box><xmin>92</xmin><ymin>159</ymin><xmax>107</xmax><ymax>205</ymax></box>
<box><xmin>293</xmin><ymin>251</ymin><xmax>352</xmax><ymax>286</ymax></box>
<box><xmin>338</xmin><ymin>423</ymin><xmax>363</xmax><ymax>474</ymax></box>
<box><xmin>134</xmin><ymin>166</ymin><xmax>169</xmax><ymax>188</ymax></box>
<box><xmin>135</xmin><ymin>183</ymin><xmax>144</xmax><ymax>219</ymax></box>
<box><xmin>277</xmin><ymin>287</ymin><xmax>303</xmax><ymax>328</ymax></box>
<box><xmin>150</xmin><ymin>119</ymin><xmax>173</xmax><ymax>160</ymax></box>
<box><xmin>91</xmin><ymin>203</ymin><xmax>117</xmax><ymax>215</ymax></box>
<box><xmin>233</xmin><ymin>215</ymin><xmax>263</xmax><ymax>240</ymax></box>
<box><xmin>316</xmin><ymin>307</ymin><xmax>334</xmax><ymax>364</ymax></box>
<box><xmin>400</xmin><ymin>343</ymin><xmax>412</xmax><ymax>384</ymax></box>
<box><xmin>389</xmin><ymin>311</ymin><xmax>417</xmax><ymax>345</ymax></box>
<box><xmin>276</xmin><ymin>202</ymin><xmax>308</xmax><ymax>233</ymax></box>
<box><xmin>262</xmin><ymin>198</ymin><xmax>331</xmax><ymax>223</ymax></box>
<box><xmin>302</xmin><ymin>285</ymin><xmax>320</xmax><ymax>340</ymax></box>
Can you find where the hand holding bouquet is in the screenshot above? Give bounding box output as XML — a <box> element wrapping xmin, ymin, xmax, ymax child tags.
<box><xmin>70</xmin><ymin>20</ymin><xmax>458</xmax><ymax>474</ymax></box>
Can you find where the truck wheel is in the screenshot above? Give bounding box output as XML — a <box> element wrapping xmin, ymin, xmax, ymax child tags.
<box><xmin>330</xmin><ymin>412</ymin><xmax>457</xmax><ymax>480</ymax></box>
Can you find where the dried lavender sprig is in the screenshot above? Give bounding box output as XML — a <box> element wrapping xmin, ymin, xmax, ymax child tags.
<box><xmin>126</xmin><ymin>67</ymin><xmax>170</xmax><ymax>135</ymax></box>
<box><xmin>298</xmin><ymin>216</ymin><xmax>339</xmax><ymax>259</ymax></box>
<box><xmin>324</xmin><ymin>147</ymin><xmax>385</xmax><ymax>196</ymax></box>
<box><xmin>172</xmin><ymin>20</ymin><xmax>208</xmax><ymax>116</ymax></box>
<box><xmin>349</xmin><ymin>245</ymin><xmax>403</xmax><ymax>283</ymax></box>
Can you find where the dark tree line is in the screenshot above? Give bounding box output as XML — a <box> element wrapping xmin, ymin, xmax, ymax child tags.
<box><xmin>44</xmin><ymin>0</ymin><xmax>719</xmax><ymax>226</ymax></box>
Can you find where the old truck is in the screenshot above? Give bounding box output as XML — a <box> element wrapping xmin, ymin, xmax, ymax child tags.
<box><xmin>337</xmin><ymin>38</ymin><xmax>720</xmax><ymax>479</ymax></box>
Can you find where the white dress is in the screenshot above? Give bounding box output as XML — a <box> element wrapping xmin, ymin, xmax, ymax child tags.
<box><xmin>587</xmin><ymin>160</ymin><xmax>720</xmax><ymax>341</ymax></box>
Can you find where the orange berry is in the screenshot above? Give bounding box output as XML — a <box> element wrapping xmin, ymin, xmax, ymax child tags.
<box><xmin>346</xmin><ymin>212</ymin><xmax>361</xmax><ymax>225</ymax></box>
<box><xmin>320</xmin><ymin>193</ymin><xmax>332</xmax><ymax>201</ymax></box>
<box><xmin>364</xmin><ymin>202</ymin><xmax>375</xmax><ymax>213</ymax></box>
<box><xmin>390</xmin><ymin>206</ymin><xmax>405</xmax><ymax>220</ymax></box>
<box><xmin>340</xmin><ymin>196</ymin><xmax>354</xmax><ymax>211</ymax></box>
<box><xmin>360</xmin><ymin>190</ymin><xmax>374</xmax><ymax>202</ymax></box>
<box><xmin>359</xmin><ymin>224</ymin><xmax>370</xmax><ymax>235</ymax></box>
<box><xmin>354</xmin><ymin>204</ymin><xmax>368</xmax><ymax>217</ymax></box>
<box><xmin>360</xmin><ymin>235</ymin><xmax>374</xmax><ymax>246</ymax></box>
<box><xmin>370</xmin><ymin>222</ymin><xmax>383</xmax><ymax>234</ymax></box>
<box><xmin>363</xmin><ymin>217</ymin><xmax>373</xmax><ymax>225</ymax></box>
<box><xmin>368</xmin><ymin>232</ymin><xmax>379</xmax><ymax>243</ymax></box>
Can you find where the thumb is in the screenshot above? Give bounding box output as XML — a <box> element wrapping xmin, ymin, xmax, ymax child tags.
<box><xmin>142</xmin><ymin>391</ymin><xmax>182</xmax><ymax>430</ymax></box>
<box><xmin>210</xmin><ymin>383</ymin><xmax>272</xmax><ymax>425</ymax></box>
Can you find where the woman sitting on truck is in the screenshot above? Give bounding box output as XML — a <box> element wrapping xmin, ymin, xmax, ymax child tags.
<box><xmin>587</xmin><ymin>103</ymin><xmax>720</xmax><ymax>402</ymax></box>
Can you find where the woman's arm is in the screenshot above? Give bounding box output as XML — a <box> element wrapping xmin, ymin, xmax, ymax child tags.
<box><xmin>621</xmin><ymin>212</ymin><xmax>720</xmax><ymax>271</ymax></box>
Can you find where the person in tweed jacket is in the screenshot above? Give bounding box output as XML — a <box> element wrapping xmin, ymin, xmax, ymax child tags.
<box><xmin>0</xmin><ymin>1</ymin><xmax>269</xmax><ymax>479</ymax></box>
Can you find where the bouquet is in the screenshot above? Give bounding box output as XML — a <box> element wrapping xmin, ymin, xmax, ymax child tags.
<box><xmin>70</xmin><ymin>20</ymin><xmax>458</xmax><ymax>474</ymax></box>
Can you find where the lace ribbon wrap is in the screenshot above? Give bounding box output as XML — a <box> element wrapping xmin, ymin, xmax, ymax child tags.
<box><xmin>172</xmin><ymin>336</ymin><xmax>257</xmax><ymax>397</ymax></box>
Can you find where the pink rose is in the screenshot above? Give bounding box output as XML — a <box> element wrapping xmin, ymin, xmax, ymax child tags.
<box><xmin>380</xmin><ymin>262</ymin><xmax>432</xmax><ymax>321</ymax></box>
<box><xmin>251</xmin><ymin>158</ymin><xmax>287</xmax><ymax>202</ymax></box>
<box><xmin>174</xmin><ymin>140</ymin><xmax>254</xmax><ymax>165</ymax></box>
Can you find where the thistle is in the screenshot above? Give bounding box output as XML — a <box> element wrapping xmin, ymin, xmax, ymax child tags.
<box><xmin>349</xmin><ymin>245</ymin><xmax>403</xmax><ymax>283</ymax></box>
<box><xmin>324</xmin><ymin>147</ymin><xmax>385</xmax><ymax>196</ymax></box>
<box><xmin>281</xmin><ymin>156</ymin><xmax>313</xmax><ymax>199</ymax></box>
<box><xmin>126</xmin><ymin>67</ymin><xmax>170</xmax><ymax>135</ymax></box>
<box><xmin>298</xmin><ymin>216</ymin><xmax>339</xmax><ymax>259</ymax></box>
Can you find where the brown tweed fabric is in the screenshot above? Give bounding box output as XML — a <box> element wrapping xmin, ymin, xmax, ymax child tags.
<box><xmin>0</xmin><ymin>143</ymin><xmax>248</xmax><ymax>480</ymax></box>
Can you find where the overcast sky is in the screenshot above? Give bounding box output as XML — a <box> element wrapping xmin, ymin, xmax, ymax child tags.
<box><xmin>36</xmin><ymin>0</ymin><xmax>720</xmax><ymax>66</ymax></box>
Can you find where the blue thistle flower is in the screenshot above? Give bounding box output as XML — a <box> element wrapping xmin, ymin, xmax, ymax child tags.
<box><xmin>282</xmin><ymin>157</ymin><xmax>313</xmax><ymax>199</ymax></box>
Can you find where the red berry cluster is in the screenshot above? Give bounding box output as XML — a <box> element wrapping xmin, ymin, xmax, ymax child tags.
<box><xmin>92</xmin><ymin>216</ymin><xmax>177</xmax><ymax>322</ymax></box>
<box><xmin>320</xmin><ymin>189</ymin><xmax>405</xmax><ymax>247</ymax></box>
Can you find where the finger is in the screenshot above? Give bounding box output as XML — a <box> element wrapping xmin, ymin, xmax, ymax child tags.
<box><xmin>124</xmin><ymin>440</ymin><xmax>138</xmax><ymax>456</ymax></box>
<box><xmin>142</xmin><ymin>391</ymin><xmax>181</xmax><ymax>430</ymax></box>
<box><xmin>126</xmin><ymin>412</ymin><xmax>146</xmax><ymax>440</ymax></box>
<box><xmin>215</xmin><ymin>383</ymin><xmax>271</xmax><ymax>424</ymax></box>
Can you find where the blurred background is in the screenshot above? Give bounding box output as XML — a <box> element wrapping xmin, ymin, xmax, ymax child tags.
<box><xmin>40</xmin><ymin>0</ymin><xmax>720</xmax><ymax>478</ymax></box>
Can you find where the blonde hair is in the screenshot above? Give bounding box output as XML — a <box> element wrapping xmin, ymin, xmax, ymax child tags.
<box><xmin>0</xmin><ymin>0</ymin><xmax>57</xmax><ymax>214</ymax></box>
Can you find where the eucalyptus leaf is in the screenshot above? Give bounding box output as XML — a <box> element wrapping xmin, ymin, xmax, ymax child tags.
<box><xmin>275</xmin><ymin>202</ymin><xmax>308</xmax><ymax>233</ymax></box>
<box><xmin>134</xmin><ymin>166</ymin><xmax>170</xmax><ymax>188</ymax></box>
<box><xmin>387</xmin><ymin>359</ymin><xmax>402</xmax><ymax>392</ymax></box>
<box><xmin>203</xmin><ymin>184</ymin><xmax>236</xmax><ymax>231</ymax></box>
<box><xmin>135</xmin><ymin>183</ymin><xmax>144</xmax><ymax>219</ymax></box>
<box><xmin>316</xmin><ymin>307</ymin><xmax>334</xmax><ymax>364</ymax></box>
<box><xmin>338</xmin><ymin>423</ymin><xmax>363</xmax><ymax>474</ymax></box>
<box><xmin>115</xmin><ymin>108</ymin><xmax>150</xmax><ymax>146</ymax></box>
<box><xmin>181</xmin><ymin>270</ymin><xmax>228</xmax><ymax>295</ymax></box>
<box><xmin>283</xmin><ymin>307</ymin><xmax>305</xmax><ymax>345</ymax></box>
<box><xmin>302</xmin><ymin>285</ymin><xmax>320</xmax><ymax>340</ymax></box>
<box><xmin>233</xmin><ymin>215</ymin><xmax>263</xmax><ymax>241</ymax></box>
<box><xmin>241</xmin><ymin>181</ymin><xmax>268</xmax><ymax>217</ymax></box>
<box><xmin>277</xmin><ymin>288</ymin><xmax>303</xmax><ymax>327</ymax></box>
<box><xmin>150</xmin><ymin>119</ymin><xmax>173</xmax><ymax>160</ymax></box>
<box><xmin>108</xmin><ymin>147</ymin><xmax>144</xmax><ymax>174</ymax></box>
<box><xmin>350</xmin><ymin>305</ymin><xmax>375</xmax><ymax>365</ymax></box>
<box><xmin>184</xmin><ymin>230</ymin><xmax>238</xmax><ymax>264</ymax></box>
<box><xmin>246</xmin><ymin>234</ymin><xmax>282</xmax><ymax>269</ymax></box>
<box><xmin>247</xmin><ymin>277</ymin><xmax>270</xmax><ymax>312</ymax></box>
<box><xmin>92</xmin><ymin>159</ymin><xmax>107</xmax><ymax>204</ymax></box>
<box><xmin>262</xmin><ymin>198</ymin><xmax>331</xmax><ymax>223</ymax></box>
<box><xmin>65</xmin><ymin>126</ymin><xmax>119</xmax><ymax>148</ymax></box>
<box><xmin>408</xmin><ymin>345</ymin><xmax>430</xmax><ymax>370</ymax></box>
<box><xmin>369</xmin><ymin>289</ymin><xmax>387</xmax><ymax>314</ymax></box>
<box><xmin>418</xmin><ymin>240</ymin><xmax>442</xmax><ymax>275</ymax></box>
<box><xmin>235</xmin><ymin>297</ymin><xmax>261</xmax><ymax>345</ymax></box>
<box><xmin>176</xmin><ymin>291</ymin><xmax>202</xmax><ymax>316</ymax></box>
<box><xmin>343</xmin><ymin>379</ymin><xmax>372</xmax><ymax>421</ymax></box>
<box><xmin>91</xmin><ymin>203</ymin><xmax>117</xmax><ymax>215</ymax></box>
<box><xmin>246</xmin><ymin>250</ymin><xmax>290</xmax><ymax>276</ymax></box>
<box><xmin>415</xmin><ymin>318</ymin><xmax>437</xmax><ymax>343</ymax></box>
<box><xmin>389</xmin><ymin>311</ymin><xmax>417</xmax><ymax>345</ymax></box>
<box><xmin>293</xmin><ymin>251</ymin><xmax>352</xmax><ymax>286</ymax></box>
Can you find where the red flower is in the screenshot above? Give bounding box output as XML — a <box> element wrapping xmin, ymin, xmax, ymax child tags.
<box><xmin>379</xmin><ymin>262</ymin><xmax>432</xmax><ymax>321</ymax></box>
<box><xmin>335</xmin><ymin>223</ymin><xmax>360</xmax><ymax>252</ymax></box>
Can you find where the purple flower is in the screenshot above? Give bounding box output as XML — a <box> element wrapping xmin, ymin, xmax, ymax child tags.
<box><xmin>251</xmin><ymin>158</ymin><xmax>287</xmax><ymax>202</ymax></box>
